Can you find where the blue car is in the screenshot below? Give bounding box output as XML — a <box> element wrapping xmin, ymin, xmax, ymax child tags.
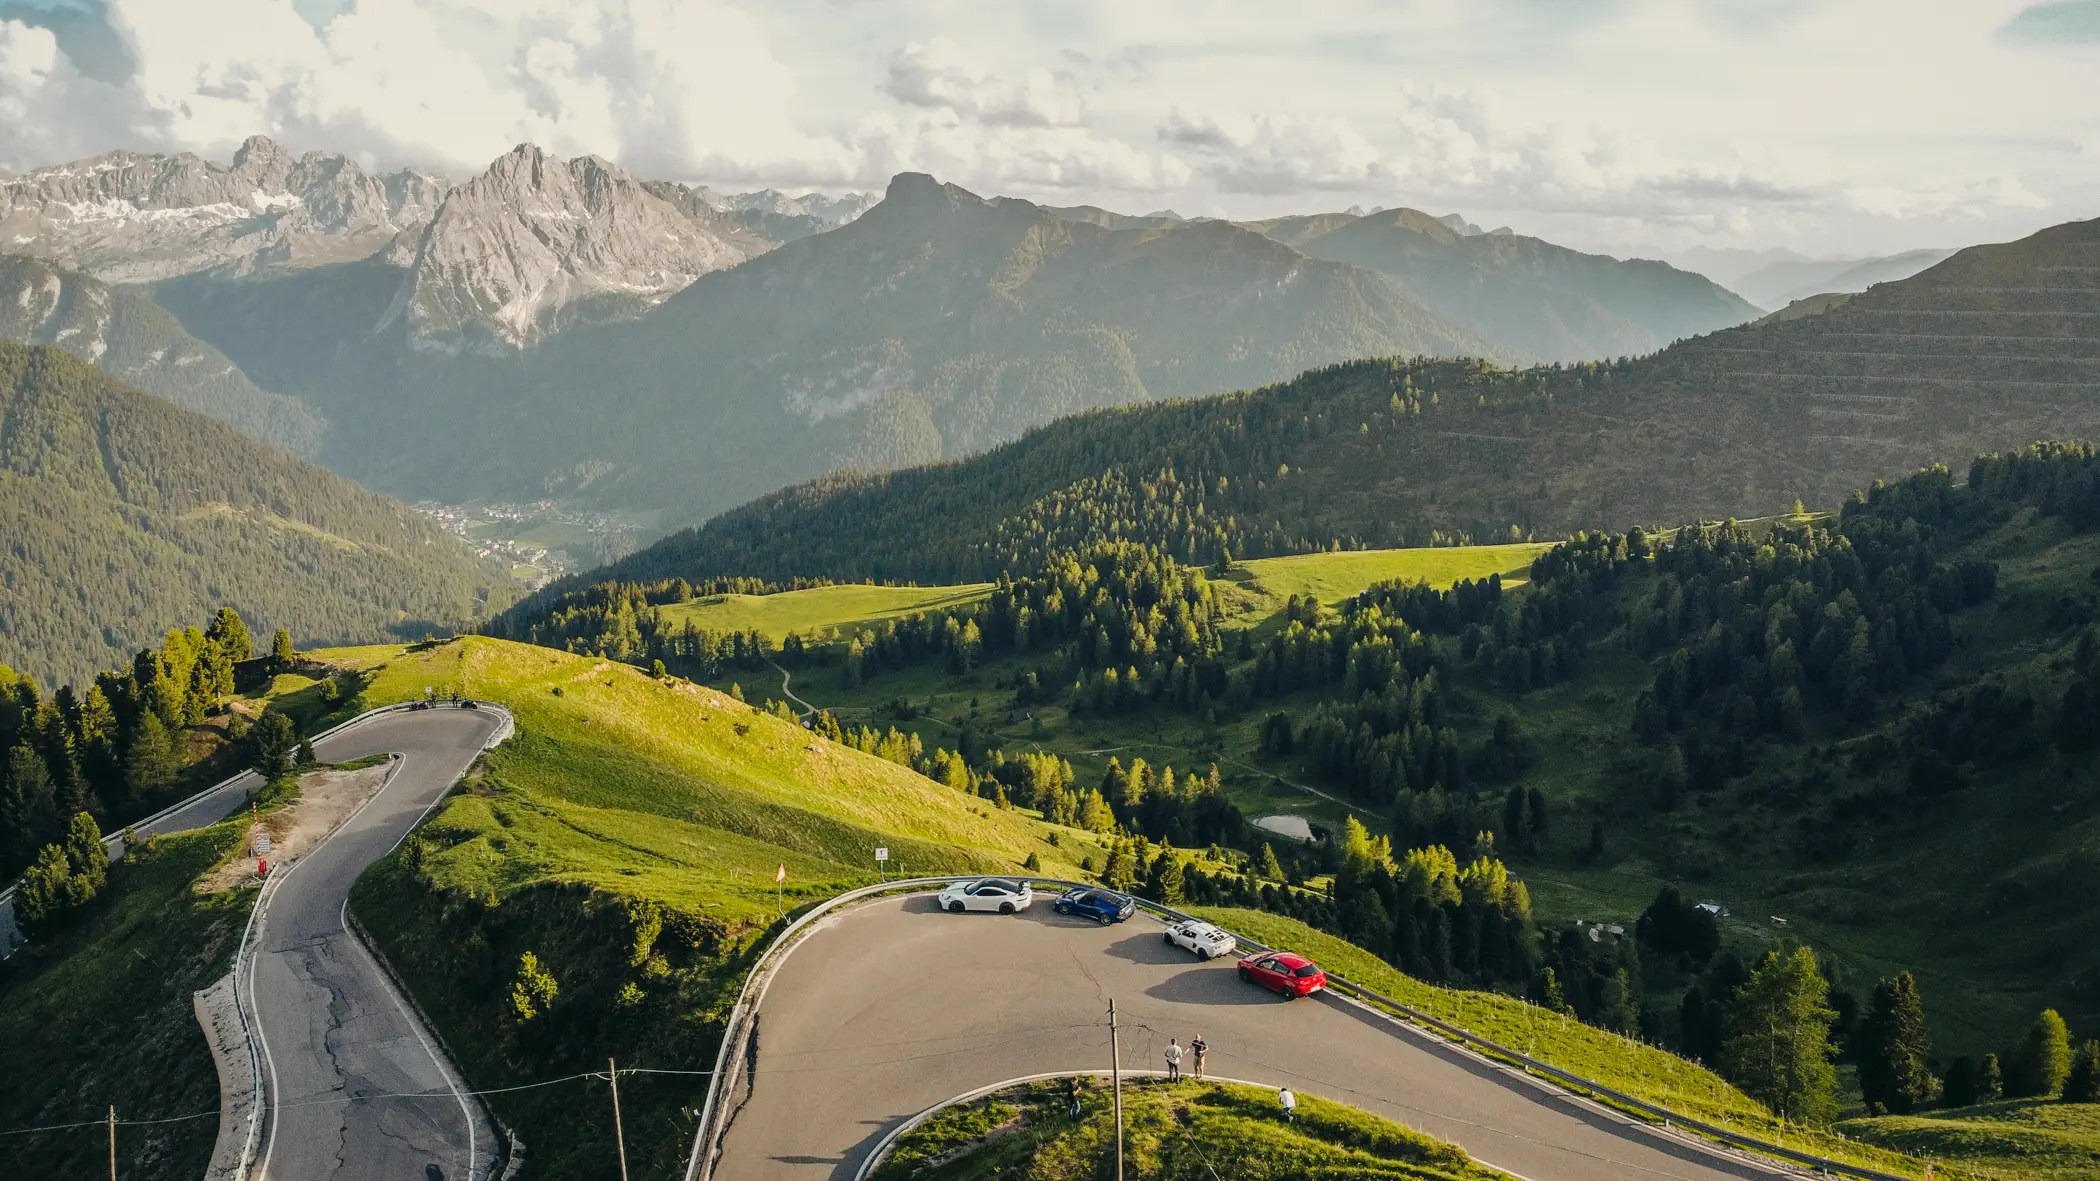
<box><xmin>1055</xmin><ymin>887</ymin><xmax>1135</xmax><ymax>925</ymax></box>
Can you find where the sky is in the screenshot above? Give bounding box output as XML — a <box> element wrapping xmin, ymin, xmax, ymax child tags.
<box><xmin>0</xmin><ymin>0</ymin><xmax>2095</xmax><ymax>260</ymax></box>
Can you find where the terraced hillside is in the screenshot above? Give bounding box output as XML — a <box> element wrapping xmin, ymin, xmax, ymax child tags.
<box><xmin>1671</xmin><ymin>217</ymin><xmax>2100</xmax><ymax>471</ymax></box>
<box><xmin>525</xmin><ymin>217</ymin><xmax>2098</xmax><ymax>598</ymax></box>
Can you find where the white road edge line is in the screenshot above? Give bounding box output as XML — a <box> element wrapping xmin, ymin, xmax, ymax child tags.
<box><xmin>340</xmin><ymin>894</ymin><xmax>481</xmax><ymax>1181</ymax></box>
<box><xmin>250</xmin><ymin>743</ymin><xmax>448</xmax><ymax>1181</ymax></box>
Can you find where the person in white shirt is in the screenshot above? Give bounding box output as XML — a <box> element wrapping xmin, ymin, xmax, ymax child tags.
<box><xmin>1164</xmin><ymin>1038</ymin><xmax>1184</xmax><ymax>1081</ymax></box>
<box><xmin>1278</xmin><ymin>1086</ymin><xmax>1297</xmax><ymax>1122</ymax></box>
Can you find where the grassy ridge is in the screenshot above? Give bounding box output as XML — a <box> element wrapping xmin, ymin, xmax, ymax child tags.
<box><xmin>319</xmin><ymin>637</ymin><xmax>1104</xmax><ymax>919</ymax></box>
<box><xmin>869</xmin><ymin>1078</ymin><xmax>1512</xmax><ymax>1181</ymax></box>
<box><xmin>1231</xmin><ymin>543</ymin><xmax>1547</xmax><ymax>610</ymax></box>
<box><xmin>321</xmin><ymin>636</ymin><xmax>1114</xmax><ymax>1178</ymax></box>
<box><xmin>658</xmin><ymin>581</ymin><xmax>994</xmax><ymax>645</ymax></box>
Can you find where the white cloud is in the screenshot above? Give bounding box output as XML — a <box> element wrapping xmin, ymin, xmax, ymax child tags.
<box><xmin>883</xmin><ymin>38</ymin><xmax>1085</xmax><ymax>128</ymax></box>
<box><xmin>0</xmin><ymin>0</ymin><xmax>2092</xmax><ymax>255</ymax></box>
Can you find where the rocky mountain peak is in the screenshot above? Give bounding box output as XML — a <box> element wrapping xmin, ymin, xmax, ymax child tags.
<box><xmin>390</xmin><ymin>144</ymin><xmax>755</xmax><ymax>353</ymax></box>
<box><xmin>233</xmin><ymin>134</ymin><xmax>291</xmax><ymax>173</ymax></box>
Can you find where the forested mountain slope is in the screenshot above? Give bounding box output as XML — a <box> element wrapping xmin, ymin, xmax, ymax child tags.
<box><xmin>498</xmin><ymin>444</ymin><xmax>2100</xmax><ymax>1083</ymax></box>
<box><xmin>0</xmin><ymin>255</ymin><xmax>326</xmax><ymax>455</ymax></box>
<box><xmin>1254</xmin><ymin>206</ymin><xmax>1759</xmax><ymax>361</ymax></box>
<box><xmin>0</xmin><ymin>343</ymin><xmax>509</xmax><ymax>685</ymax></box>
<box><xmin>152</xmin><ymin>172</ymin><xmax>1494</xmax><ymax>520</ymax></box>
<box><xmin>558</xmin><ymin>215</ymin><xmax>2100</xmax><ymax>591</ymax></box>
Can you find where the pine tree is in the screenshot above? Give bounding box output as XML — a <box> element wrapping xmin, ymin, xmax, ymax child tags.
<box><xmin>2009</xmin><ymin>1009</ymin><xmax>2073</xmax><ymax>1097</ymax></box>
<box><xmin>13</xmin><ymin>843</ymin><xmax>72</xmax><ymax>940</ymax></box>
<box><xmin>250</xmin><ymin>711</ymin><xmax>297</xmax><ymax>779</ymax></box>
<box><xmin>1858</xmin><ymin>972</ymin><xmax>1934</xmax><ymax>1114</ymax></box>
<box><xmin>124</xmin><ymin>712</ymin><xmax>177</xmax><ymax>799</ymax></box>
<box><xmin>270</xmin><ymin>627</ymin><xmax>296</xmax><ymax>668</ymax></box>
<box><xmin>62</xmin><ymin>811</ymin><xmax>106</xmax><ymax>893</ymax></box>
<box><xmin>1977</xmin><ymin>1053</ymin><xmax>2004</xmax><ymax>1102</ymax></box>
<box><xmin>2062</xmin><ymin>1040</ymin><xmax>2100</xmax><ymax>1103</ymax></box>
<box><xmin>1941</xmin><ymin>1056</ymin><xmax>1978</xmax><ymax>1108</ymax></box>
<box><xmin>1256</xmin><ymin>843</ymin><xmax>1285</xmax><ymax>882</ymax></box>
<box><xmin>3</xmin><ymin>742</ymin><xmax>58</xmax><ymax>863</ymax></box>
<box><xmin>1157</xmin><ymin>854</ymin><xmax>1186</xmax><ymax>905</ymax></box>
<box><xmin>1720</xmin><ymin>947</ymin><xmax>1840</xmax><ymax>1124</ymax></box>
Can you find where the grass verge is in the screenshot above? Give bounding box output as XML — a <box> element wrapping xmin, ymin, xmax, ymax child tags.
<box><xmin>868</xmin><ymin>1077</ymin><xmax>1512</xmax><ymax>1180</ymax></box>
<box><xmin>1189</xmin><ymin>906</ymin><xmax>1949</xmax><ymax>1180</ymax></box>
<box><xmin>0</xmin><ymin>822</ymin><xmax>248</xmax><ymax>1180</ymax></box>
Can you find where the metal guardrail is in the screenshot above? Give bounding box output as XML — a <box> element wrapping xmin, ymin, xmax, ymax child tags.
<box><xmin>685</xmin><ymin>877</ymin><xmax>1916</xmax><ymax>1181</ymax></box>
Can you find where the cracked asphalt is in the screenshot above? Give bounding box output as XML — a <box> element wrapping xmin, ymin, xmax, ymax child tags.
<box><xmin>717</xmin><ymin>894</ymin><xmax>1790</xmax><ymax>1181</ymax></box>
<box><xmin>248</xmin><ymin>708</ymin><xmax>501</xmax><ymax>1181</ymax></box>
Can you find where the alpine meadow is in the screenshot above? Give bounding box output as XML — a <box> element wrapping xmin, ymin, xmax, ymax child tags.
<box><xmin>1</xmin><ymin>6</ymin><xmax>2096</xmax><ymax>1181</ymax></box>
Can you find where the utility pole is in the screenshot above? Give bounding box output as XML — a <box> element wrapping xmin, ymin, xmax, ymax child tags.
<box><xmin>1108</xmin><ymin>1000</ymin><xmax>1124</xmax><ymax>1181</ymax></box>
<box><xmin>608</xmin><ymin>1058</ymin><xmax>631</xmax><ymax>1181</ymax></box>
<box><xmin>107</xmin><ymin>1105</ymin><xmax>115</xmax><ymax>1181</ymax></box>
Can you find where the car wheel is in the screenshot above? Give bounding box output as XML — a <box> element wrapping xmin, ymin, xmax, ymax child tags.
<box><xmin>1201</xmin><ymin>948</ymin><xmax>1214</xmax><ymax>960</ymax></box>
<box><xmin>1163</xmin><ymin>932</ymin><xmax>1175</xmax><ymax>944</ymax></box>
<box><xmin>948</xmin><ymin>901</ymin><xmax>965</xmax><ymax>914</ymax></box>
<box><xmin>1238</xmin><ymin>965</ymin><xmax>1250</xmax><ymax>981</ymax></box>
<box><xmin>1000</xmin><ymin>902</ymin><xmax>1016</xmax><ymax>915</ymax></box>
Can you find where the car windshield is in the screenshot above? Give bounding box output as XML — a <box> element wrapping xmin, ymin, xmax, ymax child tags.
<box><xmin>1293</xmin><ymin>964</ymin><xmax>1322</xmax><ymax>978</ymax></box>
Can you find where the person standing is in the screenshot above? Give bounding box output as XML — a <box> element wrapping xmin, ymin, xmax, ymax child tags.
<box><xmin>1278</xmin><ymin>1086</ymin><xmax>1297</xmax><ymax>1122</ymax></box>
<box><xmin>1067</xmin><ymin>1075</ymin><xmax>1084</xmax><ymax>1119</ymax></box>
<box><xmin>1164</xmin><ymin>1038</ymin><xmax>1184</xmax><ymax>1082</ymax></box>
<box><xmin>1190</xmin><ymin>1033</ymin><xmax>1208</xmax><ymax>1080</ymax></box>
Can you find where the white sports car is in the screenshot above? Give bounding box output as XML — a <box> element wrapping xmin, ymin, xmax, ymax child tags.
<box><xmin>1163</xmin><ymin>919</ymin><xmax>1238</xmax><ymax>959</ymax></box>
<box><xmin>937</xmin><ymin>878</ymin><xmax>1034</xmax><ymax>914</ymax></box>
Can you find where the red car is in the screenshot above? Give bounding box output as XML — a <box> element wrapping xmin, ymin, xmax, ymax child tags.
<box><xmin>1238</xmin><ymin>951</ymin><xmax>1327</xmax><ymax>998</ymax></box>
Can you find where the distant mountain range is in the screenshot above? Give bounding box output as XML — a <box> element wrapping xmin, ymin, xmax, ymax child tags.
<box><xmin>0</xmin><ymin>254</ymin><xmax>326</xmax><ymax>455</ymax></box>
<box><xmin>561</xmin><ymin>215</ymin><xmax>2100</xmax><ymax>588</ymax></box>
<box><xmin>0</xmin><ymin>342</ymin><xmax>509</xmax><ymax>686</ymax></box>
<box><xmin>3</xmin><ymin>137</ymin><xmax>1771</xmax><ymax>527</ymax></box>
<box><xmin>1726</xmin><ymin>248</ymin><xmax>1957</xmax><ymax>311</ymax></box>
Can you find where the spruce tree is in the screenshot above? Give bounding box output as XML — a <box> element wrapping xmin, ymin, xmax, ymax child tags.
<box><xmin>124</xmin><ymin>712</ymin><xmax>177</xmax><ymax>799</ymax></box>
<box><xmin>2010</xmin><ymin>1010</ymin><xmax>2073</xmax><ymax>1097</ymax></box>
<box><xmin>1720</xmin><ymin>947</ymin><xmax>1840</xmax><ymax>1124</ymax></box>
<box><xmin>3</xmin><ymin>742</ymin><xmax>58</xmax><ymax>864</ymax></box>
<box><xmin>1858</xmin><ymin>972</ymin><xmax>1934</xmax><ymax>1114</ymax></box>
<box><xmin>1941</xmin><ymin>1056</ymin><xmax>1978</xmax><ymax>1108</ymax></box>
<box><xmin>250</xmin><ymin>711</ymin><xmax>297</xmax><ymax>780</ymax></box>
<box><xmin>2062</xmin><ymin>1040</ymin><xmax>2100</xmax><ymax>1103</ymax></box>
<box><xmin>1977</xmin><ymin>1053</ymin><xmax>2004</xmax><ymax>1102</ymax></box>
<box><xmin>1256</xmin><ymin>843</ymin><xmax>1285</xmax><ymax>882</ymax></box>
<box><xmin>271</xmin><ymin>627</ymin><xmax>296</xmax><ymax>668</ymax></box>
<box><xmin>62</xmin><ymin>811</ymin><xmax>106</xmax><ymax>894</ymax></box>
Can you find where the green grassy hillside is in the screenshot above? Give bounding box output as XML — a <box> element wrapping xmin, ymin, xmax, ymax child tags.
<box><xmin>0</xmin><ymin>808</ymin><xmax>266</xmax><ymax>1178</ymax></box>
<box><xmin>317</xmin><ymin>636</ymin><xmax>1108</xmax><ymax>1178</ymax></box>
<box><xmin>1840</xmin><ymin>1101</ymin><xmax>2100</xmax><ymax>1181</ymax></box>
<box><xmin>658</xmin><ymin>581</ymin><xmax>994</xmax><ymax>646</ymax></box>
<box><xmin>0</xmin><ymin>343</ymin><xmax>510</xmax><ymax>687</ymax></box>
<box><xmin>1231</xmin><ymin>543</ymin><xmax>1548</xmax><ymax>613</ymax></box>
<box><xmin>870</xmin><ymin>1078</ymin><xmax>1514</xmax><ymax>1181</ymax></box>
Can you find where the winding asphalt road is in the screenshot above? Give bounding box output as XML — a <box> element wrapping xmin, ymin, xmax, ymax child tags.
<box><xmin>716</xmin><ymin>895</ymin><xmax>1788</xmax><ymax>1181</ymax></box>
<box><xmin>248</xmin><ymin>707</ymin><xmax>503</xmax><ymax>1181</ymax></box>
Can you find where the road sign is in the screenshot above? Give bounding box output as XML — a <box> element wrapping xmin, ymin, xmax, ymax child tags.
<box><xmin>253</xmin><ymin>833</ymin><xmax>272</xmax><ymax>855</ymax></box>
<box><xmin>874</xmin><ymin>848</ymin><xmax>889</xmax><ymax>862</ymax></box>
